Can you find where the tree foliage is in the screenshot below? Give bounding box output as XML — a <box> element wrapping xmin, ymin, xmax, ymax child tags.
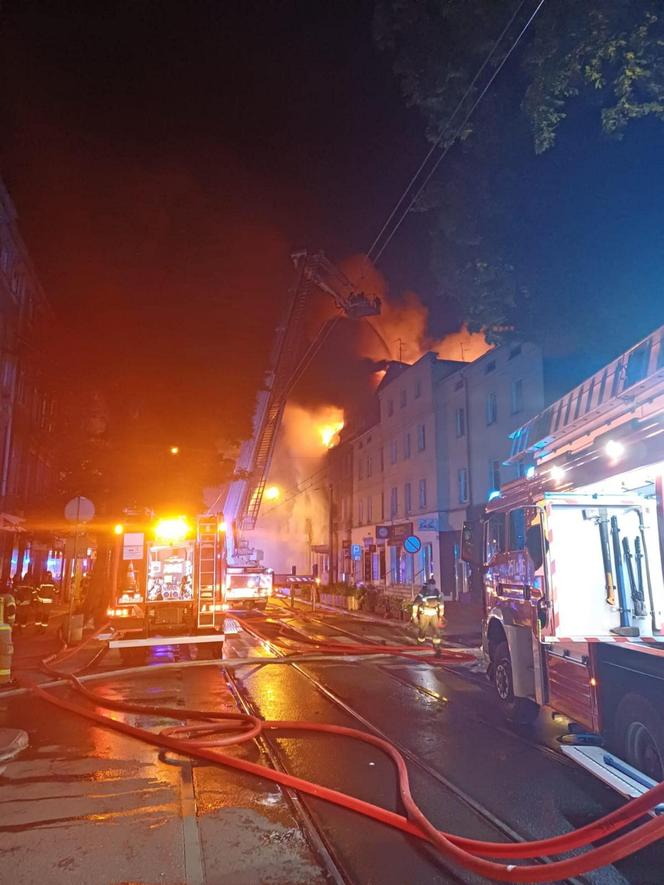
<box><xmin>374</xmin><ymin>1</ymin><xmax>664</xmax><ymax>338</ymax></box>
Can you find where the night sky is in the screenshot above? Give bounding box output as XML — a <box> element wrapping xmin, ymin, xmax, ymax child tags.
<box><xmin>0</xmin><ymin>0</ymin><xmax>429</xmax><ymax>451</ymax></box>
<box><xmin>1</xmin><ymin>1</ymin><xmax>663</xmax><ymax>471</ymax></box>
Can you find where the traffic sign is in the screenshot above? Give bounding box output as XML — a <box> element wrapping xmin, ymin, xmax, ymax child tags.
<box><xmin>123</xmin><ymin>532</ymin><xmax>144</xmax><ymax>561</ymax></box>
<box><xmin>64</xmin><ymin>496</ymin><xmax>95</xmax><ymax>524</ymax></box>
<box><xmin>403</xmin><ymin>534</ymin><xmax>422</xmax><ymax>554</ymax></box>
<box><xmin>376</xmin><ymin>523</ymin><xmax>414</xmax><ymax>545</ymax></box>
<box><xmin>351</xmin><ymin>544</ymin><xmax>362</xmax><ymax>560</ymax></box>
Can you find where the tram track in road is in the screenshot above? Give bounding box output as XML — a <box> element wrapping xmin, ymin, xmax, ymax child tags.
<box><xmin>235</xmin><ymin>616</ymin><xmax>590</xmax><ymax>885</ymax></box>
<box><xmin>221</xmin><ymin>662</ymin><xmax>353</xmax><ymax>885</ymax></box>
<box><xmin>296</xmin><ymin>612</ymin><xmax>576</xmax><ymax>773</ymax></box>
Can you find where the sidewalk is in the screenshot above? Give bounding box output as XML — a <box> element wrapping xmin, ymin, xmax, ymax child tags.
<box><xmin>11</xmin><ymin>604</ymin><xmax>69</xmax><ymax>671</ymax></box>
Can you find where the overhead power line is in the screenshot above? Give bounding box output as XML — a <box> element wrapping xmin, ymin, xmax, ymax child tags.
<box><xmin>367</xmin><ymin>0</ymin><xmax>545</xmax><ymax>266</ymax></box>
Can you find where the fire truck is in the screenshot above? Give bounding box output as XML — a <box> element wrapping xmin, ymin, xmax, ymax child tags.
<box><xmin>224</xmin><ymin>565</ymin><xmax>273</xmax><ymax>610</ymax></box>
<box><xmin>463</xmin><ymin>325</ymin><xmax>664</xmax><ymax>802</ymax></box>
<box><xmin>106</xmin><ymin>515</ymin><xmax>226</xmax><ymax>662</ymax></box>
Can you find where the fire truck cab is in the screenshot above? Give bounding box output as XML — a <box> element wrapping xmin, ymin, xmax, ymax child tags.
<box><xmin>464</xmin><ymin>326</ymin><xmax>664</xmax><ymax>798</ymax></box>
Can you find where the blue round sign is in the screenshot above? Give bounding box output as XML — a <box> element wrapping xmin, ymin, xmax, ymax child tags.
<box><xmin>403</xmin><ymin>534</ymin><xmax>422</xmax><ymax>554</ymax></box>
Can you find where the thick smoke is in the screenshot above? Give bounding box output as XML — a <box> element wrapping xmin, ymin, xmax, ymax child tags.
<box><xmin>339</xmin><ymin>254</ymin><xmax>491</xmax><ymax>363</ymax></box>
<box><xmin>251</xmin><ymin>403</ymin><xmax>344</xmax><ymax>573</ymax></box>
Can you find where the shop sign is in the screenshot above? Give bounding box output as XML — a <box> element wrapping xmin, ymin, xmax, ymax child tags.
<box><xmin>418</xmin><ymin>517</ymin><xmax>439</xmax><ymax>532</ymax></box>
<box><xmin>388</xmin><ymin>522</ymin><xmax>414</xmax><ymax>546</ymax></box>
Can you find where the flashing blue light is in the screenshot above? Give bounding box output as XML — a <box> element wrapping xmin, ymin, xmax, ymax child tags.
<box><xmin>526</xmin><ymin>466</ymin><xmax>536</xmax><ymax>479</ymax></box>
<box><xmin>488</xmin><ymin>490</ymin><xmax>501</xmax><ymax>502</ymax></box>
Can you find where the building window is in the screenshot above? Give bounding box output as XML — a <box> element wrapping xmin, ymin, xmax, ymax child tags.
<box><xmin>489</xmin><ymin>459</ymin><xmax>501</xmax><ymax>492</ymax></box>
<box><xmin>380</xmin><ymin>491</ymin><xmax>385</xmax><ymax>521</ymax></box>
<box><xmin>367</xmin><ymin>495</ymin><xmax>373</xmax><ymax>523</ymax></box>
<box><xmin>404</xmin><ymin>482</ymin><xmax>412</xmax><ymax>514</ymax></box>
<box><xmin>509</xmin><ymin>344</ymin><xmax>522</xmax><ymax>360</ymax></box>
<box><xmin>387</xmin><ymin>399</ymin><xmax>394</xmax><ymax>417</ymax></box>
<box><xmin>367</xmin><ymin>454</ymin><xmax>373</xmax><ymax>477</ymax></box>
<box><xmin>358</xmin><ymin>499</ymin><xmax>364</xmax><ymax>525</ymax></box>
<box><xmin>400</xmin><ymin>389</ymin><xmax>407</xmax><ymax>408</ymax></box>
<box><xmin>380</xmin><ymin>448</ymin><xmax>384</xmax><ymax>472</ymax></box>
<box><xmin>511</xmin><ymin>379</ymin><xmax>523</xmax><ymax>415</ymax></box>
<box><xmin>458</xmin><ymin>468</ymin><xmax>468</xmax><ymax>504</ymax></box>
<box><xmin>414</xmin><ymin>379</ymin><xmax>422</xmax><ymax>399</ymax></box>
<box><xmin>486</xmin><ymin>392</ymin><xmax>497</xmax><ymax>425</ymax></box>
<box><xmin>418</xmin><ymin>478</ymin><xmax>427</xmax><ymax>509</ymax></box>
<box><xmin>455</xmin><ymin>407</ymin><xmax>465</xmax><ymax>438</ymax></box>
<box><xmin>390</xmin><ymin>439</ymin><xmax>398</xmax><ymax>464</ymax></box>
<box><xmin>404</xmin><ymin>432</ymin><xmax>411</xmax><ymax>459</ymax></box>
<box><xmin>358</xmin><ymin>458</ymin><xmax>364</xmax><ymax>480</ymax></box>
<box><xmin>416</xmin><ymin>423</ymin><xmax>426</xmax><ymax>451</ymax></box>
<box><xmin>390</xmin><ymin>487</ymin><xmax>398</xmax><ymax>518</ymax></box>
<box><xmin>484</xmin><ymin>359</ymin><xmax>496</xmax><ymax>374</ymax></box>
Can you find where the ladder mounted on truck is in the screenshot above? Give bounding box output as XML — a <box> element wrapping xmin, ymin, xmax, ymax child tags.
<box><xmin>196</xmin><ymin>515</ymin><xmax>224</xmax><ymax>629</ymax></box>
<box><xmin>221</xmin><ymin>251</ymin><xmax>381</xmax><ymax>556</ymax></box>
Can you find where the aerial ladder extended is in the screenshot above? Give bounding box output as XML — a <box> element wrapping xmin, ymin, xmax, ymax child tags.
<box><xmin>220</xmin><ymin>251</ymin><xmax>380</xmax><ymax>567</ymax></box>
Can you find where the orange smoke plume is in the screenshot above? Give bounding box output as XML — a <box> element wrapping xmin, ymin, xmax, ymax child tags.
<box><xmin>340</xmin><ymin>254</ymin><xmax>492</xmax><ymax>364</ymax></box>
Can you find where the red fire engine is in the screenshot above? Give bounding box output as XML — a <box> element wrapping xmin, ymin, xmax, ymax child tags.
<box><xmin>106</xmin><ymin>515</ymin><xmax>226</xmax><ymax>662</ymax></box>
<box><xmin>464</xmin><ymin>325</ymin><xmax>664</xmax><ymax>802</ymax></box>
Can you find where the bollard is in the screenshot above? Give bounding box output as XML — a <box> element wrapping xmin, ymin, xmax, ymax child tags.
<box><xmin>0</xmin><ymin>621</ymin><xmax>13</xmax><ymax>684</ymax></box>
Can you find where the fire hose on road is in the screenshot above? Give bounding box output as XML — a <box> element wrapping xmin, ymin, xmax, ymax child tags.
<box><xmin>14</xmin><ymin>624</ymin><xmax>664</xmax><ymax>883</ymax></box>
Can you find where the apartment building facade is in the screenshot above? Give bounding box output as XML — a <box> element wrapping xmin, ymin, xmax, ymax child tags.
<box><xmin>333</xmin><ymin>343</ymin><xmax>544</xmax><ymax>599</ymax></box>
<box><xmin>0</xmin><ymin>180</ymin><xmax>59</xmax><ymax>583</ymax></box>
<box><xmin>435</xmin><ymin>341</ymin><xmax>544</xmax><ymax>597</ymax></box>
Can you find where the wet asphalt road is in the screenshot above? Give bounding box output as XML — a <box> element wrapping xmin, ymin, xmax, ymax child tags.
<box><xmin>1</xmin><ymin>603</ymin><xmax>663</xmax><ymax>885</ymax></box>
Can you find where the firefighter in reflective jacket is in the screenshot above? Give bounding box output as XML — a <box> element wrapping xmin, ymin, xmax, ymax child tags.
<box><xmin>411</xmin><ymin>576</ymin><xmax>445</xmax><ymax>656</ymax></box>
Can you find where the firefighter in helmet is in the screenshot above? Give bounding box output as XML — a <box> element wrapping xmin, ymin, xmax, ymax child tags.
<box><xmin>411</xmin><ymin>574</ymin><xmax>445</xmax><ymax>656</ymax></box>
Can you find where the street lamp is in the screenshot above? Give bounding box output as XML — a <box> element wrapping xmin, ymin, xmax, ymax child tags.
<box><xmin>264</xmin><ymin>485</ymin><xmax>280</xmax><ymax>501</ymax></box>
<box><xmin>169</xmin><ymin>446</ymin><xmax>180</xmax><ymax>455</ymax></box>
<box><xmin>114</xmin><ymin>523</ymin><xmax>124</xmax><ymax>536</ymax></box>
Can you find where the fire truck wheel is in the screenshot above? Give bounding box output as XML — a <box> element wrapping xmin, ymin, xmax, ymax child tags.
<box><xmin>614</xmin><ymin>692</ymin><xmax>664</xmax><ymax>782</ymax></box>
<box><xmin>493</xmin><ymin>641</ymin><xmax>539</xmax><ymax>725</ymax></box>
